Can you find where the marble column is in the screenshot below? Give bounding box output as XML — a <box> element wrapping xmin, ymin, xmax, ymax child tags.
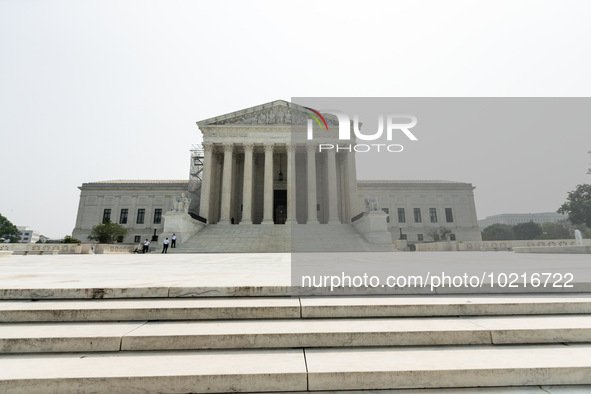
<box><xmin>326</xmin><ymin>148</ymin><xmax>340</xmax><ymax>224</ymax></box>
<box><xmin>241</xmin><ymin>143</ymin><xmax>254</xmax><ymax>225</ymax></box>
<box><xmin>199</xmin><ymin>142</ymin><xmax>214</xmax><ymax>221</ymax></box>
<box><xmin>262</xmin><ymin>143</ymin><xmax>274</xmax><ymax>224</ymax></box>
<box><xmin>345</xmin><ymin>149</ymin><xmax>360</xmax><ymax>222</ymax></box>
<box><xmin>219</xmin><ymin>143</ymin><xmax>234</xmax><ymax>224</ymax></box>
<box><xmin>286</xmin><ymin>143</ymin><xmax>296</xmax><ymax>223</ymax></box>
<box><xmin>306</xmin><ymin>143</ymin><xmax>319</xmax><ymax>224</ymax></box>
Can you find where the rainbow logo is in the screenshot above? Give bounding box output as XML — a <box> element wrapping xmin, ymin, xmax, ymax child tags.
<box><xmin>304</xmin><ymin>107</ymin><xmax>329</xmax><ymax>131</ymax></box>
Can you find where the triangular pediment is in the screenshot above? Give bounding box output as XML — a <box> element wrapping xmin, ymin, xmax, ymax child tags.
<box><xmin>196</xmin><ymin>100</ymin><xmax>338</xmax><ymax>127</ymax></box>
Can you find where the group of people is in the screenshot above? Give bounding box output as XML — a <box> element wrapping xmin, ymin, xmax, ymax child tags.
<box><xmin>139</xmin><ymin>233</ymin><xmax>177</xmax><ymax>254</ymax></box>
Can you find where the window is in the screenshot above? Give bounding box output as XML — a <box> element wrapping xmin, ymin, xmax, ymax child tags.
<box><xmin>397</xmin><ymin>208</ymin><xmax>406</xmax><ymax>223</ymax></box>
<box><xmin>413</xmin><ymin>208</ymin><xmax>421</xmax><ymax>223</ymax></box>
<box><xmin>136</xmin><ymin>209</ymin><xmax>145</xmax><ymax>224</ymax></box>
<box><xmin>116</xmin><ymin>235</ymin><xmax>124</xmax><ymax>243</ymax></box>
<box><xmin>450</xmin><ymin>234</ymin><xmax>456</xmax><ymax>241</ymax></box>
<box><xmin>400</xmin><ymin>234</ymin><xmax>407</xmax><ymax>240</ymax></box>
<box><xmin>134</xmin><ymin>235</ymin><xmax>141</xmax><ymax>243</ymax></box>
<box><xmin>102</xmin><ymin>209</ymin><xmax>111</xmax><ymax>224</ymax></box>
<box><xmin>445</xmin><ymin>208</ymin><xmax>454</xmax><ymax>223</ymax></box>
<box><xmin>417</xmin><ymin>234</ymin><xmax>423</xmax><ymax>241</ymax></box>
<box><xmin>382</xmin><ymin>208</ymin><xmax>390</xmax><ymax>223</ymax></box>
<box><xmin>119</xmin><ymin>209</ymin><xmax>128</xmax><ymax>224</ymax></box>
<box><xmin>153</xmin><ymin>209</ymin><xmax>162</xmax><ymax>224</ymax></box>
<box><xmin>429</xmin><ymin>208</ymin><xmax>437</xmax><ymax>223</ymax></box>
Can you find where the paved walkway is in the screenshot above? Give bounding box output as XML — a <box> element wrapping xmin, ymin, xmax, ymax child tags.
<box><xmin>0</xmin><ymin>252</ymin><xmax>590</xmax><ymax>298</ymax></box>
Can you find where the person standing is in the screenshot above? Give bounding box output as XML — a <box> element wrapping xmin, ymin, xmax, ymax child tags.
<box><xmin>171</xmin><ymin>233</ymin><xmax>177</xmax><ymax>248</ymax></box>
<box><xmin>162</xmin><ymin>238</ymin><xmax>169</xmax><ymax>254</ymax></box>
<box><xmin>142</xmin><ymin>239</ymin><xmax>150</xmax><ymax>253</ymax></box>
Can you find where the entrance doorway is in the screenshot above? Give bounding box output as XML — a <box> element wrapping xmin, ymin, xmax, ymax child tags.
<box><xmin>274</xmin><ymin>190</ymin><xmax>287</xmax><ymax>224</ymax></box>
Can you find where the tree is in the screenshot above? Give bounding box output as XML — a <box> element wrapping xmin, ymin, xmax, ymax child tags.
<box><xmin>537</xmin><ymin>221</ymin><xmax>574</xmax><ymax>240</ymax></box>
<box><xmin>513</xmin><ymin>221</ymin><xmax>542</xmax><ymax>240</ymax></box>
<box><xmin>426</xmin><ymin>227</ymin><xmax>452</xmax><ymax>242</ymax></box>
<box><xmin>482</xmin><ymin>224</ymin><xmax>514</xmax><ymax>241</ymax></box>
<box><xmin>439</xmin><ymin>227</ymin><xmax>452</xmax><ymax>241</ymax></box>
<box><xmin>558</xmin><ymin>184</ymin><xmax>591</xmax><ymax>228</ymax></box>
<box><xmin>426</xmin><ymin>228</ymin><xmax>440</xmax><ymax>242</ymax></box>
<box><xmin>0</xmin><ymin>213</ymin><xmax>20</xmax><ymax>243</ymax></box>
<box><xmin>63</xmin><ymin>235</ymin><xmax>81</xmax><ymax>244</ymax></box>
<box><xmin>87</xmin><ymin>222</ymin><xmax>128</xmax><ymax>244</ymax></box>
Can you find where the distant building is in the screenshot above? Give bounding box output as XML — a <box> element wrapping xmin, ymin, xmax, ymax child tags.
<box><xmin>17</xmin><ymin>226</ymin><xmax>41</xmax><ymax>243</ymax></box>
<box><xmin>478</xmin><ymin>212</ymin><xmax>568</xmax><ymax>229</ymax></box>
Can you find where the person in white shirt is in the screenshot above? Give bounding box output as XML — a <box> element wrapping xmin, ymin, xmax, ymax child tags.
<box><xmin>162</xmin><ymin>238</ymin><xmax>170</xmax><ymax>254</ymax></box>
<box><xmin>171</xmin><ymin>233</ymin><xmax>177</xmax><ymax>248</ymax></box>
<box><xmin>142</xmin><ymin>239</ymin><xmax>150</xmax><ymax>253</ymax></box>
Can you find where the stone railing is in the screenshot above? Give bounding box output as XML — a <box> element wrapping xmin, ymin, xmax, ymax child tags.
<box><xmin>412</xmin><ymin>239</ymin><xmax>591</xmax><ymax>252</ymax></box>
<box><xmin>93</xmin><ymin>244</ymin><xmax>136</xmax><ymax>254</ymax></box>
<box><xmin>0</xmin><ymin>243</ymin><xmax>83</xmax><ymax>255</ymax></box>
<box><xmin>460</xmin><ymin>239</ymin><xmax>590</xmax><ymax>251</ymax></box>
<box><xmin>0</xmin><ymin>243</ymin><xmax>135</xmax><ymax>255</ymax></box>
<box><xmin>413</xmin><ymin>242</ymin><xmax>460</xmax><ymax>251</ymax></box>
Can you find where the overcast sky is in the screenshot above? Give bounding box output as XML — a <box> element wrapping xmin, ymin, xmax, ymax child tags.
<box><xmin>1</xmin><ymin>0</ymin><xmax>590</xmax><ymax>238</ymax></box>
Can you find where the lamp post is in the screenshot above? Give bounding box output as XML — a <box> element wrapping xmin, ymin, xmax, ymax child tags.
<box><xmin>399</xmin><ymin>226</ymin><xmax>403</xmax><ymax>240</ymax></box>
<box><xmin>152</xmin><ymin>228</ymin><xmax>158</xmax><ymax>242</ymax></box>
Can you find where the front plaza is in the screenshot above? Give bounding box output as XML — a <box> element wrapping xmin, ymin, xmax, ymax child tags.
<box><xmin>1</xmin><ymin>252</ymin><xmax>591</xmax><ymax>392</ymax></box>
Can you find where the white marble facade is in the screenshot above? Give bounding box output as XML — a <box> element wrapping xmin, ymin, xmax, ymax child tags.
<box><xmin>72</xmin><ymin>100</ymin><xmax>482</xmax><ymax>244</ymax></box>
<box><xmin>196</xmin><ymin>101</ymin><xmax>359</xmax><ymax>226</ymax></box>
<box><xmin>72</xmin><ymin>180</ymin><xmax>188</xmax><ymax>244</ymax></box>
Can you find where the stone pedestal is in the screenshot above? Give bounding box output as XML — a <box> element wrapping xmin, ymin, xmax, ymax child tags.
<box><xmin>352</xmin><ymin>211</ymin><xmax>392</xmax><ymax>245</ymax></box>
<box><xmin>162</xmin><ymin>211</ymin><xmax>205</xmax><ymax>244</ymax></box>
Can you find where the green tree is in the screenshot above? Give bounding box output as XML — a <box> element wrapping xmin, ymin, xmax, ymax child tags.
<box><xmin>426</xmin><ymin>227</ymin><xmax>452</xmax><ymax>242</ymax></box>
<box><xmin>439</xmin><ymin>227</ymin><xmax>452</xmax><ymax>241</ymax></box>
<box><xmin>482</xmin><ymin>224</ymin><xmax>514</xmax><ymax>241</ymax></box>
<box><xmin>537</xmin><ymin>221</ymin><xmax>574</xmax><ymax>240</ymax></box>
<box><xmin>513</xmin><ymin>221</ymin><xmax>542</xmax><ymax>240</ymax></box>
<box><xmin>558</xmin><ymin>184</ymin><xmax>591</xmax><ymax>228</ymax></box>
<box><xmin>63</xmin><ymin>235</ymin><xmax>81</xmax><ymax>244</ymax></box>
<box><xmin>426</xmin><ymin>228</ymin><xmax>440</xmax><ymax>242</ymax></box>
<box><xmin>87</xmin><ymin>222</ymin><xmax>128</xmax><ymax>244</ymax></box>
<box><xmin>0</xmin><ymin>213</ymin><xmax>20</xmax><ymax>243</ymax></box>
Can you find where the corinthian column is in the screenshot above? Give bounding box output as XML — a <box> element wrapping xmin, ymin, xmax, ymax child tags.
<box><xmin>326</xmin><ymin>148</ymin><xmax>340</xmax><ymax>224</ymax></box>
<box><xmin>219</xmin><ymin>143</ymin><xmax>234</xmax><ymax>224</ymax></box>
<box><xmin>199</xmin><ymin>142</ymin><xmax>214</xmax><ymax>221</ymax></box>
<box><xmin>306</xmin><ymin>143</ymin><xmax>319</xmax><ymax>224</ymax></box>
<box><xmin>286</xmin><ymin>143</ymin><xmax>296</xmax><ymax>224</ymax></box>
<box><xmin>262</xmin><ymin>143</ymin><xmax>275</xmax><ymax>224</ymax></box>
<box><xmin>241</xmin><ymin>143</ymin><xmax>254</xmax><ymax>225</ymax></box>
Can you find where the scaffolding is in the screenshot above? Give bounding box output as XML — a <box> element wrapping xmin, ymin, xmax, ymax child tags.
<box><xmin>188</xmin><ymin>144</ymin><xmax>204</xmax><ymax>216</ymax></box>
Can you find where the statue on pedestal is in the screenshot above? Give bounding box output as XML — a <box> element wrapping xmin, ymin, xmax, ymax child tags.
<box><xmin>364</xmin><ymin>197</ymin><xmax>379</xmax><ymax>213</ymax></box>
<box><xmin>171</xmin><ymin>193</ymin><xmax>191</xmax><ymax>213</ymax></box>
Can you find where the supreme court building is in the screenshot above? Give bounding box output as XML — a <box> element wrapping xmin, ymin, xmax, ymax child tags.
<box><xmin>72</xmin><ymin>100</ymin><xmax>482</xmax><ymax>249</ymax></box>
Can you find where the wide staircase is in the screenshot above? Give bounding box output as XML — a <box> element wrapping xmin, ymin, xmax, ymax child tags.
<box><xmin>1</xmin><ymin>291</ymin><xmax>591</xmax><ymax>392</ymax></box>
<box><xmin>174</xmin><ymin>223</ymin><xmax>397</xmax><ymax>253</ymax></box>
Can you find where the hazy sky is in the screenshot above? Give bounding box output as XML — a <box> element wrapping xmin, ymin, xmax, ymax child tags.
<box><xmin>1</xmin><ymin>0</ymin><xmax>590</xmax><ymax>238</ymax></box>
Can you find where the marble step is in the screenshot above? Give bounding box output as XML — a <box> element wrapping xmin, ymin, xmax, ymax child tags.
<box><xmin>0</xmin><ymin>297</ymin><xmax>300</xmax><ymax>322</ymax></box>
<box><xmin>2</xmin><ymin>294</ymin><xmax>591</xmax><ymax>322</ymax></box>
<box><xmin>1</xmin><ymin>345</ymin><xmax>591</xmax><ymax>393</ymax></box>
<box><xmin>259</xmin><ymin>387</ymin><xmax>591</xmax><ymax>394</ymax></box>
<box><xmin>300</xmin><ymin>294</ymin><xmax>591</xmax><ymax>318</ymax></box>
<box><xmin>306</xmin><ymin>344</ymin><xmax>591</xmax><ymax>391</ymax></box>
<box><xmin>2</xmin><ymin>315</ymin><xmax>591</xmax><ymax>353</ymax></box>
<box><xmin>0</xmin><ymin>349</ymin><xmax>307</xmax><ymax>393</ymax></box>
